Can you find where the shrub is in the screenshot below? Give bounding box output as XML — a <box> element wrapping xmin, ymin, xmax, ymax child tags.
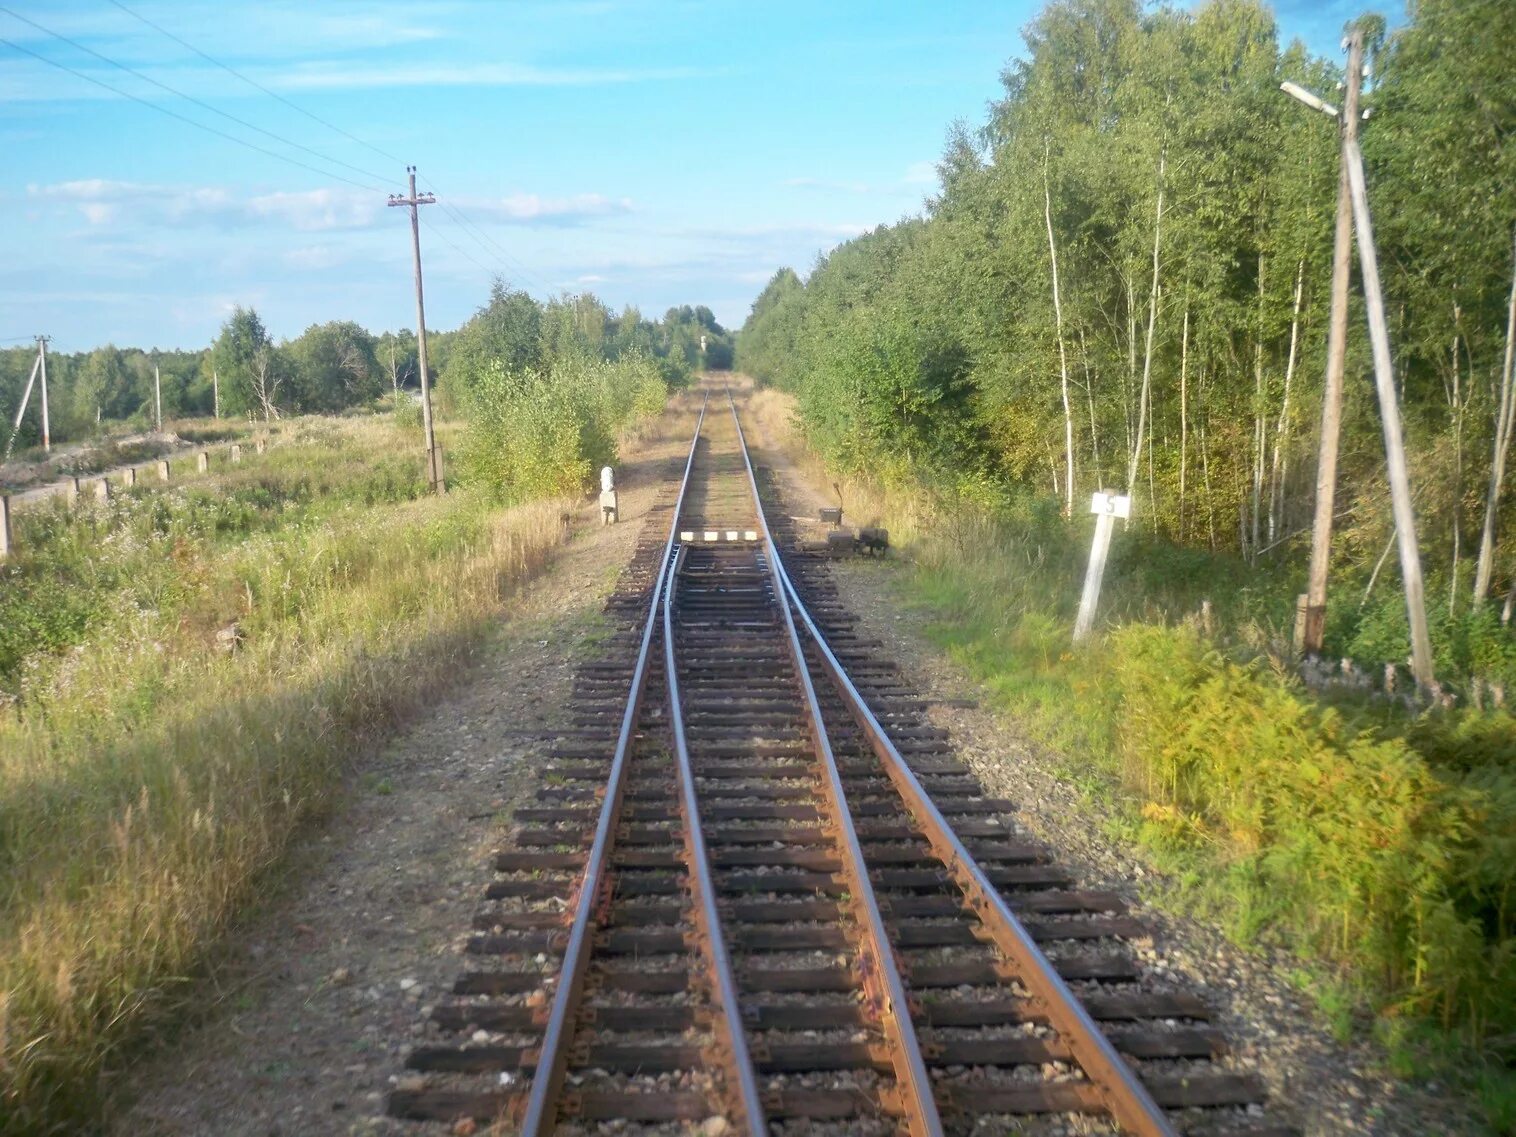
<box><xmin>1104</xmin><ymin>624</ymin><xmax>1516</xmax><ymax>1036</ymax></box>
<box><xmin>456</xmin><ymin>353</ymin><xmax>666</xmax><ymax>504</ymax></box>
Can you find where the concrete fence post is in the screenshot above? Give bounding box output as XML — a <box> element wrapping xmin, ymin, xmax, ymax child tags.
<box><xmin>66</xmin><ymin>477</ymin><xmax>81</xmax><ymax>505</ymax></box>
<box><xmin>0</xmin><ymin>494</ymin><xmax>11</xmax><ymax>559</ymax></box>
<box><xmin>255</xmin><ymin>438</ymin><xmax>266</xmax><ymax>455</ymax></box>
<box><xmin>197</xmin><ymin>451</ymin><xmax>209</xmax><ymax>473</ymax></box>
<box><xmin>94</xmin><ymin>478</ymin><xmax>110</xmax><ymax>503</ymax></box>
<box><xmin>231</xmin><ymin>443</ymin><xmax>242</xmax><ymax>464</ymax></box>
<box><xmin>157</xmin><ymin>459</ymin><xmax>171</xmax><ymax>481</ymax></box>
<box><xmin>123</xmin><ymin>467</ymin><xmax>136</xmax><ymax>488</ymax></box>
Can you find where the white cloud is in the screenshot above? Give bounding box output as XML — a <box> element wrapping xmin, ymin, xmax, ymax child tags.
<box><xmin>247</xmin><ymin>189</ymin><xmax>383</xmax><ymax>232</ymax></box>
<box><xmin>465</xmin><ymin>193</ymin><xmax>634</xmax><ymax>227</ymax></box>
<box><xmin>28</xmin><ymin>180</ymin><xmax>630</xmax><ymax>234</ymax></box>
<box><xmin>576</xmin><ymin>273</ymin><xmax>607</xmax><ymax>283</ymax></box>
<box><xmin>681</xmin><ymin>221</ymin><xmax>874</xmax><ymax>243</ymax></box>
<box><xmin>903</xmin><ymin>160</ymin><xmax>937</xmax><ymax>186</ymax></box>
<box><xmin>264</xmin><ymin>61</ymin><xmax>712</xmax><ymax>94</ymax></box>
<box><xmin>785</xmin><ymin>176</ymin><xmax>872</xmax><ymax>194</ymax></box>
<box><xmin>283</xmin><ymin>244</ymin><xmax>344</xmax><ymax>270</ymax></box>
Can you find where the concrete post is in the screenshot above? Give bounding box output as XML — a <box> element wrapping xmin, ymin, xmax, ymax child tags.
<box><xmin>255</xmin><ymin>438</ymin><xmax>266</xmax><ymax>455</ymax></box>
<box><xmin>0</xmin><ymin>494</ymin><xmax>11</xmax><ymax>559</ymax></box>
<box><xmin>123</xmin><ymin>467</ymin><xmax>136</xmax><ymax>488</ymax></box>
<box><xmin>231</xmin><ymin>443</ymin><xmax>242</xmax><ymax>464</ymax></box>
<box><xmin>1073</xmin><ymin>491</ymin><xmax>1132</xmax><ymax>643</ymax></box>
<box><xmin>157</xmin><ymin>459</ymin><xmax>171</xmax><ymax>481</ymax></box>
<box><xmin>197</xmin><ymin>451</ymin><xmax>209</xmax><ymax>473</ymax></box>
<box><xmin>66</xmin><ymin>477</ymin><xmax>81</xmax><ymax>505</ymax></box>
<box><xmin>94</xmin><ymin>478</ymin><xmax>110</xmax><ymax>503</ymax></box>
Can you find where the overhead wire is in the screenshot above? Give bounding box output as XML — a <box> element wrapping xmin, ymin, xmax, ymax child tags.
<box><xmin>93</xmin><ymin>3</ymin><xmax>555</xmax><ymax>293</ymax></box>
<box><xmin>103</xmin><ymin>0</ymin><xmax>406</xmax><ymax>168</ymax></box>
<box><xmin>419</xmin><ymin>213</ymin><xmax>495</xmax><ymax>279</ymax></box>
<box><xmin>5</xmin><ymin>4</ymin><xmax>561</xmax><ymax>298</ymax></box>
<box><xmin>0</xmin><ymin>5</ymin><xmax>387</xmax><ymax>189</ymax></box>
<box><xmin>420</xmin><ymin>183</ymin><xmax>554</xmax><ymax>294</ymax></box>
<box><xmin>0</xmin><ymin>34</ymin><xmax>381</xmax><ymax>190</ymax></box>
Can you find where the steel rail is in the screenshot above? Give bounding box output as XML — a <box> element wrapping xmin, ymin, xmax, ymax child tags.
<box><xmin>662</xmin><ymin>541</ymin><xmax>770</xmax><ymax>1134</ymax></box>
<box><xmin>763</xmin><ymin>494</ymin><xmax>1181</xmax><ymax>1132</ymax></box>
<box><xmin>725</xmin><ymin>391</ymin><xmax>945</xmax><ymax>1137</ymax></box>
<box><xmin>519</xmin><ymin>395</ymin><xmax>710</xmax><ymax>1136</ymax></box>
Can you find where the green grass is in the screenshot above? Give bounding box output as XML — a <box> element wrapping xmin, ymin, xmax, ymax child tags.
<box><xmin>0</xmin><ymin>415</ymin><xmax>570</xmax><ymax>1135</ymax></box>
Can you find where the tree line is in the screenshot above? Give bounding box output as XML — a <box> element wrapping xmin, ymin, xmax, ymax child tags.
<box><xmin>0</xmin><ymin>289</ymin><xmax>734</xmax><ymax>449</ymax></box>
<box><xmin>737</xmin><ymin>0</ymin><xmax>1514</xmax><ymax>655</ymax></box>
<box><xmin>442</xmin><ymin>282</ymin><xmax>733</xmax><ymax>502</ymax></box>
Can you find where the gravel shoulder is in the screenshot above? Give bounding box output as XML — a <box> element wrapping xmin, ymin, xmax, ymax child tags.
<box><xmin>109</xmin><ymin>402</ymin><xmax>699</xmax><ymax>1137</ymax></box>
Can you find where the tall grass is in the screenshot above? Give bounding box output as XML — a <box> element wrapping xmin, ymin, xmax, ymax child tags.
<box><xmin>0</xmin><ymin>416</ymin><xmax>569</xmax><ymax>1134</ymax></box>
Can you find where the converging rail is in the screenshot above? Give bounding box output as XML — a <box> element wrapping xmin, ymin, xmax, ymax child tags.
<box><xmin>389</xmin><ymin>385</ymin><xmax>1288</xmax><ymax>1136</ymax></box>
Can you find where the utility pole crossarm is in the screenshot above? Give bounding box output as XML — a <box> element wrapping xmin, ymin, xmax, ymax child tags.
<box><xmin>1280</xmin><ymin>81</ymin><xmax>1339</xmax><ymax>119</ymax></box>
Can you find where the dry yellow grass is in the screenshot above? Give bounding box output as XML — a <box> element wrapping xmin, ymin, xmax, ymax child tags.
<box><xmin>0</xmin><ymin>416</ymin><xmax>570</xmax><ymax>1134</ymax></box>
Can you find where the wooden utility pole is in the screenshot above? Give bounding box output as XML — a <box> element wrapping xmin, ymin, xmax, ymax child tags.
<box><xmin>388</xmin><ymin>166</ymin><xmax>443</xmax><ymax>493</ymax></box>
<box><xmin>5</xmin><ymin>336</ymin><xmax>50</xmax><ymax>460</ymax></box>
<box><xmin>5</xmin><ymin>353</ymin><xmax>41</xmax><ymax>461</ymax></box>
<box><xmin>154</xmin><ymin>363</ymin><xmax>163</xmax><ymax>431</ymax></box>
<box><xmin>36</xmin><ymin>335</ymin><xmax>50</xmax><ymax>454</ymax></box>
<box><xmin>213</xmin><ymin>367</ymin><xmax>220</xmax><ymax>419</ymax></box>
<box><xmin>1283</xmin><ymin>30</ymin><xmax>1433</xmax><ymax>687</ymax></box>
<box><xmin>1300</xmin><ymin>30</ymin><xmax>1363</xmax><ymax>655</ymax></box>
<box><xmin>1343</xmin><ymin>134</ymin><xmax>1435</xmax><ymax>688</ymax></box>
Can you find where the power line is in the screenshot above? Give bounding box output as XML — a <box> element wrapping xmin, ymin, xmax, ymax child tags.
<box><xmin>0</xmin><ymin>34</ymin><xmax>379</xmax><ymax>190</ymax></box>
<box><xmin>0</xmin><ymin>6</ymin><xmax>386</xmax><ymax>189</ymax></box>
<box><xmin>10</xmin><ymin>1</ymin><xmax>563</xmax><ymax>303</ymax></box>
<box><xmin>427</xmin><ymin>190</ymin><xmax>553</xmax><ymax>293</ymax></box>
<box><xmin>5</xmin><ymin>7</ymin><xmax>567</xmax><ymax>305</ymax></box>
<box><xmin>62</xmin><ymin>2</ymin><xmax>553</xmax><ymax>295</ymax></box>
<box><xmin>419</xmin><ymin>213</ymin><xmax>495</xmax><ymax>278</ymax></box>
<box><xmin>103</xmin><ymin>0</ymin><xmax>405</xmax><ymax>169</ymax></box>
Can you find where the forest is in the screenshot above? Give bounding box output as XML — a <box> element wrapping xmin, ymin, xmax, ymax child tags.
<box><xmin>0</xmin><ymin>289</ymin><xmax>733</xmax><ymax>449</ymax></box>
<box><xmin>738</xmin><ymin>0</ymin><xmax>1513</xmax><ymax>666</ymax></box>
<box><xmin>737</xmin><ymin>0</ymin><xmax>1514</xmax><ymax>1104</ymax></box>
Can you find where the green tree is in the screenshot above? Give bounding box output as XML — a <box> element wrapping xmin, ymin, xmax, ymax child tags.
<box><xmin>287</xmin><ymin>321</ymin><xmax>381</xmax><ymax>412</ymax></box>
<box><xmin>439</xmin><ymin>280</ymin><xmax>544</xmax><ymax>411</ymax></box>
<box><xmin>209</xmin><ymin>307</ymin><xmax>273</xmax><ymax>419</ymax></box>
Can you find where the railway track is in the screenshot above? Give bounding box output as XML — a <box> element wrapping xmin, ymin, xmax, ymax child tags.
<box><xmin>388</xmin><ymin>389</ymin><xmax>1290</xmax><ymax>1136</ymax></box>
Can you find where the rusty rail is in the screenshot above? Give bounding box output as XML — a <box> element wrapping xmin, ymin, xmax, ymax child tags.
<box><xmin>518</xmin><ymin>396</ymin><xmax>711</xmax><ymax>1135</ymax></box>
<box><xmin>725</xmin><ymin>392</ymin><xmax>945</xmax><ymax>1137</ymax></box>
<box><xmin>661</xmin><ymin>540</ymin><xmax>769</xmax><ymax>1134</ymax></box>
<box><xmin>744</xmin><ymin>442</ymin><xmax>1182</xmax><ymax>1134</ymax></box>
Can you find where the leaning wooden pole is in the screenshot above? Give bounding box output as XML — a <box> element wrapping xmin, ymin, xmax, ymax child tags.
<box><xmin>1301</xmin><ymin>31</ymin><xmax>1363</xmax><ymax>654</ymax></box>
<box><xmin>1343</xmin><ymin>136</ymin><xmax>1435</xmax><ymax>689</ymax></box>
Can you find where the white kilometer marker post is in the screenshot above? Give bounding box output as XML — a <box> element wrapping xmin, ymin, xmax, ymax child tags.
<box><xmin>1073</xmin><ymin>491</ymin><xmax>1131</xmax><ymax>643</ymax></box>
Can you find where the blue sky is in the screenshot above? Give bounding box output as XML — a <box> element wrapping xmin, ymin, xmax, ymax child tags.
<box><xmin>1</xmin><ymin>0</ymin><xmax>1396</xmax><ymax>352</ymax></box>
